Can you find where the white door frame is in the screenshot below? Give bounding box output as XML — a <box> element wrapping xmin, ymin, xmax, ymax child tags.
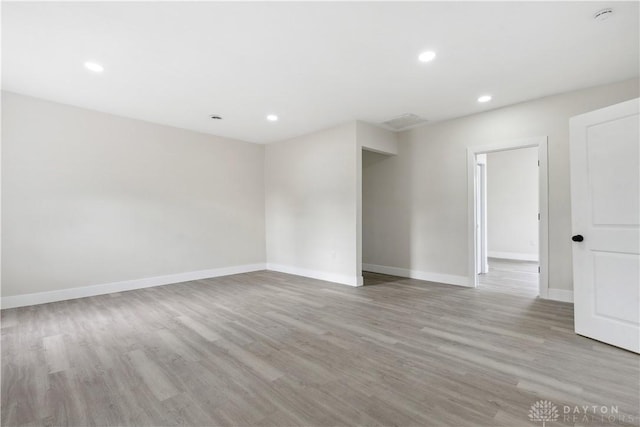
<box><xmin>467</xmin><ymin>136</ymin><xmax>549</xmax><ymax>298</ymax></box>
<box><xmin>475</xmin><ymin>155</ymin><xmax>489</xmax><ymax>274</ymax></box>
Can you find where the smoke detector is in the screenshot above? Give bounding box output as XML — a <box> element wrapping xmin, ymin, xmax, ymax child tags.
<box><xmin>593</xmin><ymin>8</ymin><xmax>613</xmax><ymax>22</ymax></box>
<box><xmin>381</xmin><ymin>113</ymin><xmax>428</xmax><ymax>131</ymax></box>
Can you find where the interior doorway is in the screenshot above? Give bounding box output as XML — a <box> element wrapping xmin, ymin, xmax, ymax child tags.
<box><xmin>467</xmin><ymin>137</ymin><xmax>549</xmax><ymax>298</ymax></box>
<box><xmin>477</xmin><ymin>147</ymin><xmax>540</xmax><ymax>296</ymax></box>
<box><xmin>361</xmin><ymin>148</ymin><xmax>395</xmax><ymax>286</ymax></box>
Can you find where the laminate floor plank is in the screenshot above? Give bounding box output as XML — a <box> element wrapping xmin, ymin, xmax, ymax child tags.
<box><xmin>2</xmin><ymin>269</ymin><xmax>639</xmax><ymax>426</ymax></box>
<box><xmin>478</xmin><ymin>258</ymin><xmax>539</xmax><ymax>297</ymax></box>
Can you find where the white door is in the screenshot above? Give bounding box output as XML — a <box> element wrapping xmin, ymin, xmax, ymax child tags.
<box><xmin>570</xmin><ymin>98</ymin><xmax>640</xmax><ymax>353</ymax></box>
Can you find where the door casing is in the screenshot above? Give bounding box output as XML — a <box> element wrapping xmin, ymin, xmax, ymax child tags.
<box><xmin>467</xmin><ymin>137</ymin><xmax>549</xmax><ymax>297</ymax></box>
<box><xmin>475</xmin><ymin>155</ymin><xmax>489</xmax><ymax>275</ymax></box>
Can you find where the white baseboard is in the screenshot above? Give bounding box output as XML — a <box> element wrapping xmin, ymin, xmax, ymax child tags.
<box><xmin>266</xmin><ymin>263</ymin><xmax>363</xmax><ymax>287</ymax></box>
<box><xmin>547</xmin><ymin>288</ymin><xmax>574</xmax><ymax>303</ymax></box>
<box><xmin>1</xmin><ymin>263</ymin><xmax>266</xmax><ymax>309</ymax></box>
<box><xmin>362</xmin><ymin>263</ymin><xmax>471</xmax><ymax>288</ymax></box>
<box><xmin>488</xmin><ymin>251</ymin><xmax>539</xmax><ymax>262</ymax></box>
<box><xmin>4</xmin><ymin>261</ymin><xmax>565</xmax><ymax>309</ymax></box>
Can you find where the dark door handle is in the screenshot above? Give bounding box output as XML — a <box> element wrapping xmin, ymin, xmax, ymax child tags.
<box><xmin>572</xmin><ymin>235</ymin><xmax>584</xmax><ymax>242</ymax></box>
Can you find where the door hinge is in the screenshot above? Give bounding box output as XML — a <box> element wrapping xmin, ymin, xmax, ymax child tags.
<box><xmin>538</xmin><ymin>266</ymin><xmax>540</xmax><ymax>273</ymax></box>
<box><xmin>537</xmin><ymin>160</ymin><xmax>540</xmax><ymax>166</ymax></box>
<box><xmin>538</xmin><ymin>213</ymin><xmax>540</xmax><ymax>220</ymax></box>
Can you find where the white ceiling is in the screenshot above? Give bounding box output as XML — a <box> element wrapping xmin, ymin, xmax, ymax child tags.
<box><xmin>3</xmin><ymin>1</ymin><xmax>638</xmax><ymax>144</ymax></box>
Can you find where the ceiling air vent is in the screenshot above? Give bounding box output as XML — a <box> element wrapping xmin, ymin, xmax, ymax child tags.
<box><xmin>381</xmin><ymin>113</ymin><xmax>428</xmax><ymax>131</ymax></box>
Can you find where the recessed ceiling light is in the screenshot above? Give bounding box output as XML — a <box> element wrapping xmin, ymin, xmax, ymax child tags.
<box><xmin>84</xmin><ymin>62</ymin><xmax>104</xmax><ymax>73</ymax></box>
<box><xmin>418</xmin><ymin>51</ymin><xmax>436</xmax><ymax>63</ymax></box>
<box><xmin>478</xmin><ymin>95</ymin><xmax>492</xmax><ymax>103</ymax></box>
<box><xmin>266</xmin><ymin>114</ymin><xmax>278</xmax><ymax>122</ymax></box>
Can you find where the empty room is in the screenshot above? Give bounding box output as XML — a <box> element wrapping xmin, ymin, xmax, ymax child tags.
<box><xmin>1</xmin><ymin>2</ymin><xmax>639</xmax><ymax>427</ymax></box>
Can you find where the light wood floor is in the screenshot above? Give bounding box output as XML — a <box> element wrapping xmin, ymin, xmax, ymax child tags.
<box><xmin>478</xmin><ymin>258</ymin><xmax>539</xmax><ymax>298</ymax></box>
<box><xmin>2</xmin><ymin>270</ymin><xmax>639</xmax><ymax>426</ymax></box>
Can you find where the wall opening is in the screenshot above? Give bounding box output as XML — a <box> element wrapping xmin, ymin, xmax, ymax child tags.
<box><xmin>361</xmin><ymin>148</ymin><xmax>396</xmax><ymax>286</ymax></box>
<box><xmin>467</xmin><ymin>136</ymin><xmax>549</xmax><ymax>298</ymax></box>
<box><xmin>477</xmin><ymin>147</ymin><xmax>540</xmax><ymax>297</ymax></box>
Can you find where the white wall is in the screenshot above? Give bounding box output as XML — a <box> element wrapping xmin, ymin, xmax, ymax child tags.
<box><xmin>1</xmin><ymin>92</ymin><xmax>266</xmax><ymax>299</ymax></box>
<box><xmin>4</xmin><ymin>78</ymin><xmax>638</xmax><ymax>305</ymax></box>
<box><xmin>357</xmin><ymin>121</ymin><xmax>398</xmax><ymax>155</ymax></box>
<box><xmin>486</xmin><ymin>147</ymin><xmax>539</xmax><ymax>261</ymax></box>
<box><xmin>361</xmin><ymin>78</ymin><xmax>639</xmax><ymax>292</ymax></box>
<box><xmin>265</xmin><ymin>122</ymin><xmax>361</xmax><ymax>286</ymax></box>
